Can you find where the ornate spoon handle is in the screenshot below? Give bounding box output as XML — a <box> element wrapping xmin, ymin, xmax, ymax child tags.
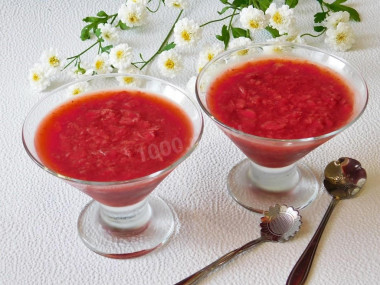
<box><xmin>175</xmin><ymin>237</ymin><xmax>265</xmax><ymax>285</ymax></box>
<box><xmin>286</xmin><ymin>198</ymin><xmax>340</xmax><ymax>285</ymax></box>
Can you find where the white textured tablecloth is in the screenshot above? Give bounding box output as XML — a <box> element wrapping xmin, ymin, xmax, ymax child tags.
<box><xmin>1</xmin><ymin>0</ymin><xmax>379</xmax><ymax>284</ymax></box>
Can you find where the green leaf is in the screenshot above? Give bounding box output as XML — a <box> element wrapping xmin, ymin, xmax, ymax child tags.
<box><xmin>95</xmin><ymin>28</ymin><xmax>102</xmax><ymax>38</ymax></box>
<box><xmin>338</xmin><ymin>5</ymin><xmax>361</xmax><ymax>21</ymax></box>
<box><xmin>92</xmin><ymin>24</ymin><xmax>98</xmax><ymax>33</ymax></box>
<box><xmin>231</xmin><ymin>26</ymin><xmax>249</xmax><ymax>38</ymax></box>
<box><xmin>83</xmin><ymin>16</ymin><xmax>100</xmax><ymax>23</ymax></box>
<box><xmin>232</xmin><ymin>0</ymin><xmax>250</xmax><ymax>8</ymax></box>
<box><xmin>116</xmin><ymin>20</ymin><xmax>130</xmax><ymax>30</ymax></box>
<box><xmin>333</xmin><ymin>0</ymin><xmax>347</xmax><ymax>4</ymax></box>
<box><xmin>218</xmin><ymin>6</ymin><xmax>230</xmax><ymax>15</ymax></box>
<box><xmin>314</xmin><ymin>12</ymin><xmax>327</xmax><ymax>23</ymax></box>
<box><xmin>253</xmin><ymin>0</ymin><xmax>273</xmax><ymax>11</ymax></box>
<box><xmin>219</xmin><ymin>0</ymin><xmax>229</xmax><ymax>4</ymax></box>
<box><xmin>76</xmin><ymin>63</ymin><xmax>86</xmax><ymax>74</ymax></box>
<box><xmin>97</xmin><ymin>11</ymin><xmax>108</xmax><ymax>17</ymax></box>
<box><xmin>80</xmin><ymin>22</ymin><xmax>99</xmax><ymax>39</ymax></box>
<box><xmin>285</xmin><ymin>0</ymin><xmax>298</xmax><ymax>8</ymax></box>
<box><xmin>80</xmin><ymin>25</ymin><xmax>91</xmax><ymax>41</ymax></box>
<box><xmin>314</xmin><ymin>26</ymin><xmax>326</xmax><ymax>32</ymax></box>
<box><xmin>216</xmin><ymin>25</ymin><xmax>230</xmax><ymax>49</ymax></box>
<box><xmin>251</xmin><ymin>0</ymin><xmax>259</xmax><ymax>9</ymax></box>
<box><xmin>324</xmin><ymin>3</ymin><xmax>360</xmax><ymax>21</ymax></box>
<box><xmin>101</xmin><ymin>45</ymin><xmax>113</xmax><ymax>53</ymax></box>
<box><xmin>265</xmin><ymin>26</ymin><xmax>280</xmax><ymax>38</ymax></box>
<box><xmin>246</xmin><ymin>29</ymin><xmax>251</xmax><ymax>39</ymax></box>
<box><xmin>215</xmin><ymin>34</ymin><xmax>224</xmax><ymax>42</ymax></box>
<box><xmin>160</xmin><ymin>42</ymin><xmax>176</xmax><ymax>53</ymax></box>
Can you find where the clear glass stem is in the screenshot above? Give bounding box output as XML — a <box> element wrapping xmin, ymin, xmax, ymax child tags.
<box><xmin>247</xmin><ymin>160</ymin><xmax>300</xmax><ymax>192</ymax></box>
<box><xmin>77</xmin><ymin>196</ymin><xmax>175</xmax><ymax>258</ymax></box>
<box><xmin>99</xmin><ymin>198</ymin><xmax>152</xmax><ymax>230</ymax></box>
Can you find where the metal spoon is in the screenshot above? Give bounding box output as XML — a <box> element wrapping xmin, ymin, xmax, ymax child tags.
<box><xmin>176</xmin><ymin>204</ymin><xmax>302</xmax><ymax>285</ymax></box>
<box><xmin>286</xmin><ymin>157</ymin><xmax>367</xmax><ymax>285</ymax></box>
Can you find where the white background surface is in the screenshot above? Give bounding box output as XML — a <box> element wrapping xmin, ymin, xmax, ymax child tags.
<box><xmin>1</xmin><ymin>0</ymin><xmax>380</xmax><ymax>284</ymax></box>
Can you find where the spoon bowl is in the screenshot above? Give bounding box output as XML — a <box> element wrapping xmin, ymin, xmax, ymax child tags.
<box><xmin>324</xmin><ymin>157</ymin><xmax>367</xmax><ymax>199</ymax></box>
<box><xmin>286</xmin><ymin>157</ymin><xmax>367</xmax><ymax>285</ymax></box>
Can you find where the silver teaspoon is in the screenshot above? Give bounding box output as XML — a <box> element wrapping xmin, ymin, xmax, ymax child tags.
<box><xmin>176</xmin><ymin>204</ymin><xmax>302</xmax><ymax>285</ymax></box>
<box><xmin>286</xmin><ymin>157</ymin><xmax>367</xmax><ymax>285</ymax></box>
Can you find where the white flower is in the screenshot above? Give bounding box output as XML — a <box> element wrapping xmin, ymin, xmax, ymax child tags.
<box><xmin>262</xmin><ymin>40</ymin><xmax>293</xmax><ymax>54</ymax></box>
<box><xmin>98</xmin><ymin>23</ymin><xmax>120</xmax><ymax>44</ymax></box>
<box><xmin>325</xmin><ymin>22</ymin><xmax>355</xmax><ymax>51</ymax></box>
<box><xmin>228</xmin><ymin>37</ymin><xmax>253</xmax><ymax>56</ymax></box>
<box><xmin>325</xmin><ymin>11</ymin><xmax>350</xmax><ymax>30</ymax></box>
<box><xmin>186</xmin><ymin>75</ymin><xmax>197</xmax><ymax>97</ymax></box>
<box><xmin>262</xmin><ymin>44</ymin><xmax>288</xmax><ymax>54</ymax></box>
<box><xmin>173</xmin><ymin>18</ymin><xmax>202</xmax><ymax>48</ymax></box>
<box><xmin>127</xmin><ymin>0</ymin><xmax>148</xmax><ymax>5</ymax></box>
<box><xmin>229</xmin><ymin>37</ymin><xmax>253</xmax><ymax>49</ymax></box>
<box><xmin>239</xmin><ymin>6</ymin><xmax>268</xmax><ymax>33</ymax></box>
<box><xmin>196</xmin><ymin>43</ymin><xmax>224</xmax><ymax>73</ymax></box>
<box><xmin>118</xmin><ymin>3</ymin><xmax>147</xmax><ymax>28</ymax></box>
<box><xmin>40</xmin><ymin>48</ymin><xmax>63</xmax><ymax>76</ymax></box>
<box><xmin>265</xmin><ymin>3</ymin><xmax>296</xmax><ymax>35</ymax></box>
<box><xmin>267</xmin><ymin>29</ymin><xmax>306</xmax><ymax>45</ymax></box>
<box><xmin>28</xmin><ymin>63</ymin><xmax>51</xmax><ymax>91</ymax></box>
<box><xmin>109</xmin><ymin>43</ymin><xmax>133</xmax><ymax>70</ymax></box>
<box><xmin>93</xmin><ymin>53</ymin><xmax>113</xmax><ymax>74</ymax></box>
<box><xmin>116</xmin><ymin>66</ymin><xmax>142</xmax><ymax>87</ymax></box>
<box><xmin>285</xmin><ymin>30</ymin><xmax>306</xmax><ymax>44</ymax></box>
<box><xmin>67</xmin><ymin>81</ymin><xmax>90</xmax><ymax>96</ymax></box>
<box><xmin>166</xmin><ymin>0</ymin><xmax>188</xmax><ymax>9</ymax></box>
<box><xmin>157</xmin><ymin>50</ymin><xmax>183</xmax><ymax>78</ymax></box>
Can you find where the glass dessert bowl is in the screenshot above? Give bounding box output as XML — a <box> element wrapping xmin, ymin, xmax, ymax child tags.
<box><xmin>196</xmin><ymin>42</ymin><xmax>368</xmax><ymax>213</ymax></box>
<box><xmin>22</xmin><ymin>73</ymin><xmax>203</xmax><ymax>258</ymax></box>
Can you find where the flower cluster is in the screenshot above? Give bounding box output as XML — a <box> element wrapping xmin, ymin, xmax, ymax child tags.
<box><xmin>238</xmin><ymin>4</ymin><xmax>297</xmax><ymax>36</ymax></box>
<box><xmin>118</xmin><ymin>2</ymin><xmax>148</xmax><ymax>27</ymax></box>
<box><xmin>324</xmin><ymin>11</ymin><xmax>355</xmax><ymax>51</ymax></box>
<box><xmin>194</xmin><ymin>3</ymin><xmax>300</xmax><ymax>76</ymax></box>
<box><xmin>28</xmin><ymin>48</ymin><xmax>64</xmax><ymax>91</ymax></box>
<box><xmin>28</xmin><ymin>0</ymin><xmax>361</xmax><ymax>93</ymax></box>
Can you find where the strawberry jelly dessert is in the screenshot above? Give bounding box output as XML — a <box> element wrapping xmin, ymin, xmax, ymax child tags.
<box><xmin>208</xmin><ymin>58</ymin><xmax>354</xmax><ymax>139</ymax></box>
<box><xmin>207</xmin><ymin>58</ymin><xmax>354</xmax><ymax>167</ymax></box>
<box><xmin>35</xmin><ymin>90</ymin><xmax>193</xmax><ymax>183</ymax></box>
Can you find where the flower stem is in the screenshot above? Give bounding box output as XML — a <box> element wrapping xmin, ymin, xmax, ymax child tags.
<box><xmin>301</xmin><ymin>29</ymin><xmax>327</xmax><ymax>38</ymax></box>
<box><xmin>200</xmin><ymin>13</ymin><xmax>238</xmax><ymax>28</ymax></box>
<box><xmin>135</xmin><ymin>9</ymin><xmax>183</xmax><ymax>70</ymax></box>
<box><xmin>64</xmin><ymin>40</ymin><xmax>101</xmax><ymax>69</ymax></box>
<box><xmin>146</xmin><ymin>0</ymin><xmax>162</xmax><ymax>13</ymax></box>
<box><xmin>228</xmin><ymin>9</ymin><xmax>237</xmax><ymax>31</ymax></box>
<box><xmin>109</xmin><ymin>13</ymin><xmax>118</xmax><ymax>25</ymax></box>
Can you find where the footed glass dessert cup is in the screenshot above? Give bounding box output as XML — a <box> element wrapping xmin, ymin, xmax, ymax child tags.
<box><xmin>22</xmin><ymin>74</ymin><xmax>203</xmax><ymax>258</ymax></box>
<box><xmin>196</xmin><ymin>43</ymin><xmax>368</xmax><ymax>213</ymax></box>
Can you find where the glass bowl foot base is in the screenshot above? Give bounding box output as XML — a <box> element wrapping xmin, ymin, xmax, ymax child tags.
<box><xmin>227</xmin><ymin>159</ymin><xmax>320</xmax><ymax>213</ymax></box>
<box><xmin>77</xmin><ymin>195</ymin><xmax>175</xmax><ymax>258</ymax></box>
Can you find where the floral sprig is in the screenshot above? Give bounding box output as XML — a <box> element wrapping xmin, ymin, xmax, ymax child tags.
<box><xmin>309</xmin><ymin>0</ymin><xmax>360</xmax><ymax>52</ymax></box>
<box><xmin>28</xmin><ymin>0</ymin><xmax>361</xmax><ymax>93</ymax></box>
<box><xmin>135</xmin><ymin>9</ymin><xmax>183</xmax><ymax>71</ymax></box>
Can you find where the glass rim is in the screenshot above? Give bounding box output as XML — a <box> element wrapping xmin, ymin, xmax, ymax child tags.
<box><xmin>22</xmin><ymin>73</ymin><xmax>204</xmax><ymax>186</ymax></box>
<box><xmin>195</xmin><ymin>42</ymin><xmax>369</xmax><ymax>143</ymax></box>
